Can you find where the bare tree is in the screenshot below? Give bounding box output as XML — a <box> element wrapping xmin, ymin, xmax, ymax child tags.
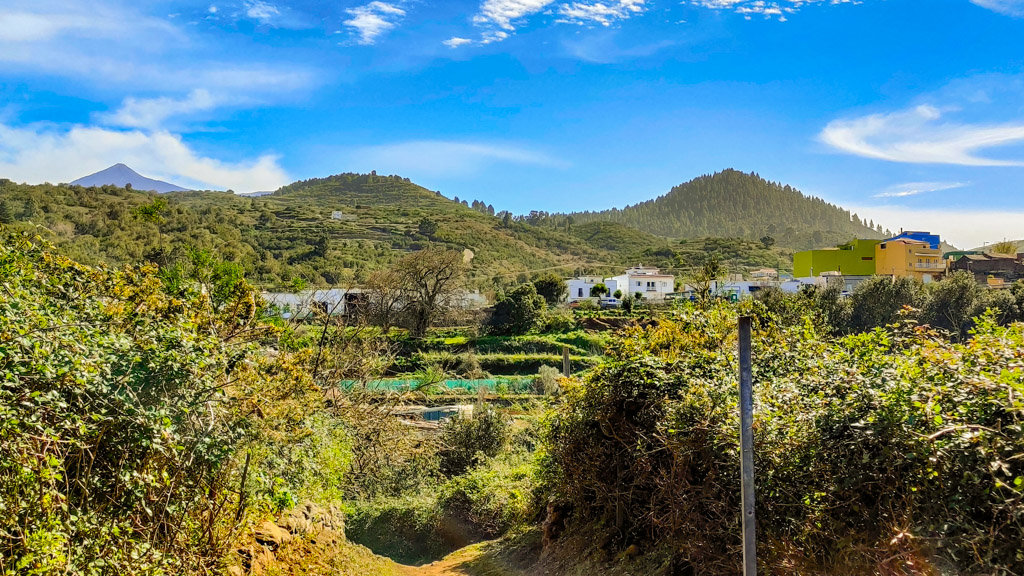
<box><xmin>688</xmin><ymin>254</ymin><xmax>725</xmax><ymax>305</ymax></box>
<box><xmin>395</xmin><ymin>247</ymin><xmax>466</xmax><ymax>337</ymax></box>
<box><xmin>365</xmin><ymin>269</ymin><xmax>406</xmax><ymax>334</ymax></box>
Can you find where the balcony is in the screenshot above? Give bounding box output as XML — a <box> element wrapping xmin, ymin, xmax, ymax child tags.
<box><xmin>914</xmin><ymin>263</ymin><xmax>944</xmax><ymax>270</ymax></box>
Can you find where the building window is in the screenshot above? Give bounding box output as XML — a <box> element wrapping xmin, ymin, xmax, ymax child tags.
<box><xmin>862</xmin><ymin>257</ymin><xmax>873</xmax><ymax>261</ymax></box>
<box><xmin>578</xmin><ymin>288</ymin><xmax>583</xmax><ymax>297</ymax></box>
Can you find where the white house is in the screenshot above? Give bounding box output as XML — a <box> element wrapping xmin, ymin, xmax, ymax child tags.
<box><xmin>567</xmin><ymin>275</ymin><xmax>605</xmax><ymax>302</ymax></box>
<box><xmin>606</xmin><ymin>266</ymin><xmax>675</xmax><ymax>302</ymax></box>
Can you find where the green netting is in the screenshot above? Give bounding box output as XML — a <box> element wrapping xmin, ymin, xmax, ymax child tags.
<box><xmin>338</xmin><ymin>378</ymin><xmax>536</xmax><ymax>393</ymax></box>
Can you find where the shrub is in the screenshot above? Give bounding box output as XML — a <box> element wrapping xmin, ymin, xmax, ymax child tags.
<box><xmin>923</xmin><ymin>269</ymin><xmax>983</xmax><ymax>339</ymax></box>
<box><xmin>849</xmin><ymin>275</ymin><xmax>925</xmax><ymax>331</ymax></box>
<box><xmin>0</xmin><ymin>234</ymin><xmax>297</xmax><ymax>574</ymax></box>
<box><xmin>544</xmin><ymin>303</ymin><xmax>1024</xmax><ymax>573</ymax></box>
<box><xmin>439</xmin><ymin>450</ymin><xmax>540</xmax><ymax>536</ymax></box>
<box><xmin>438</xmin><ymin>409</ymin><xmax>511</xmax><ymax>477</ymax></box>
<box><xmin>541</xmin><ymin>308</ymin><xmax>579</xmax><ymax>333</ymax></box>
<box><xmin>535</xmin><ymin>365</ymin><xmax>562</xmax><ymax>396</ymax></box>
<box><xmin>489</xmin><ymin>283</ymin><xmax>546</xmax><ymax>335</ymax></box>
<box><xmin>532</xmin><ymin>273</ymin><xmax>568</xmax><ymax>306</ymax></box>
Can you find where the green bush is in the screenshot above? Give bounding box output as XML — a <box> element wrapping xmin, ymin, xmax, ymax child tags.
<box><xmin>439</xmin><ymin>450</ymin><xmax>540</xmax><ymax>536</ymax></box>
<box><xmin>344</xmin><ymin>494</ymin><xmax>448</xmax><ymax>565</ymax></box>
<box><xmin>545</xmin><ymin>303</ymin><xmax>1024</xmax><ymax>573</ymax></box>
<box><xmin>534</xmin><ymin>365</ymin><xmax>562</xmax><ymax>396</ymax></box>
<box><xmin>0</xmin><ymin>234</ymin><xmax>289</xmax><ymax>574</ymax></box>
<box><xmin>849</xmin><ymin>275</ymin><xmax>925</xmax><ymax>331</ymax></box>
<box><xmin>438</xmin><ymin>409</ymin><xmax>511</xmax><ymax>477</ymax></box>
<box><xmin>540</xmin><ymin>308</ymin><xmax>579</xmax><ymax>333</ymax></box>
<box><xmin>489</xmin><ymin>283</ymin><xmax>546</xmax><ymax>336</ymax></box>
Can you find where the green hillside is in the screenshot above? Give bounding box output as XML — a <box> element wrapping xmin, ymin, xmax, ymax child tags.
<box><xmin>0</xmin><ymin>171</ymin><xmax>859</xmax><ymax>287</ymax></box>
<box><xmin>562</xmin><ymin>169</ymin><xmax>885</xmax><ymax>250</ymax></box>
<box><xmin>0</xmin><ymin>174</ymin><xmax>622</xmax><ymax>287</ymax></box>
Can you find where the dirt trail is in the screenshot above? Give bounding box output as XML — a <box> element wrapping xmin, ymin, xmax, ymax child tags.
<box><xmin>396</xmin><ymin>540</ymin><xmax>529</xmax><ymax>576</ymax></box>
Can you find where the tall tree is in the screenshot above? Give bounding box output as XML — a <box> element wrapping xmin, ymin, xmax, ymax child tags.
<box><xmin>396</xmin><ymin>247</ymin><xmax>466</xmax><ymax>337</ymax></box>
<box><xmin>489</xmin><ymin>283</ymin><xmax>546</xmax><ymax>335</ymax></box>
<box><xmin>532</xmin><ymin>273</ymin><xmax>568</xmax><ymax>306</ymax></box>
<box><xmin>0</xmin><ymin>200</ymin><xmax>13</xmax><ymax>224</ymax></box>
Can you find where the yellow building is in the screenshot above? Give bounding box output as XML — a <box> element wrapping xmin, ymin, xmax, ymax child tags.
<box><xmin>875</xmin><ymin>239</ymin><xmax>944</xmax><ymax>282</ymax></box>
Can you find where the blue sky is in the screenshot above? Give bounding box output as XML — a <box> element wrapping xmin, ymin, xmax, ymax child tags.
<box><xmin>2</xmin><ymin>0</ymin><xmax>1024</xmax><ymax>247</ymax></box>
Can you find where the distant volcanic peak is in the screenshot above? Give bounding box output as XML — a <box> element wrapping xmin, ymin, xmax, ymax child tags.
<box><xmin>71</xmin><ymin>164</ymin><xmax>190</xmax><ymax>193</ymax></box>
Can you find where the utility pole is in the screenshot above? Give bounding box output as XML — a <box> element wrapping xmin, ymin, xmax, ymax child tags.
<box><xmin>738</xmin><ymin>316</ymin><xmax>757</xmax><ymax>576</ymax></box>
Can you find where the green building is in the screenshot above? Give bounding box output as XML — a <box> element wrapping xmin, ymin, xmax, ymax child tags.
<box><xmin>793</xmin><ymin>239</ymin><xmax>881</xmax><ymax>278</ymax></box>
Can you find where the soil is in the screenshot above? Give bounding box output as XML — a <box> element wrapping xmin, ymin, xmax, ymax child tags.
<box><xmin>397</xmin><ymin>540</ymin><xmax>530</xmax><ymax>576</ymax></box>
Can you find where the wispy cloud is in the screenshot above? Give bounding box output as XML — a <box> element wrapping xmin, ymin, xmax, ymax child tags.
<box><xmin>0</xmin><ymin>1</ymin><xmax>316</xmax><ymax>95</ymax></box>
<box><xmin>873</xmin><ymin>181</ymin><xmax>967</xmax><ymax>198</ymax></box>
<box><xmin>344</xmin><ymin>2</ymin><xmax>407</xmax><ymax>45</ymax></box>
<box><xmin>348</xmin><ymin>140</ymin><xmax>567</xmax><ymax>177</ymax></box>
<box><xmin>473</xmin><ymin>0</ymin><xmax>557</xmax><ymax>32</ymax></box>
<box><xmin>467</xmin><ymin>0</ymin><xmax>646</xmax><ymax>44</ymax></box>
<box><xmin>561</xmin><ymin>31</ymin><xmax>673</xmax><ymax>63</ymax></box>
<box><xmin>820</xmin><ymin>104</ymin><xmax>1024</xmax><ymax>166</ymax></box>
<box><xmin>96</xmin><ymin>89</ymin><xmax>221</xmax><ymax>130</ymax></box>
<box><xmin>443</xmin><ymin>37</ymin><xmax>473</xmax><ymax>48</ymax></box>
<box><xmin>244</xmin><ymin>0</ymin><xmax>279</xmax><ymax>23</ymax></box>
<box><xmin>0</xmin><ymin>121</ymin><xmax>289</xmax><ymax>192</ymax></box>
<box><xmin>690</xmin><ymin>0</ymin><xmax>863</xmax><ymax>21</ymax></box>
<box><xmin>556</xmin><ymin>1</ymin><xmax>646</xmax><ymax>26</ymax></box>
<box><xmin>971</xmin><ymin>0</ymin><xmax>1024</xmax><ymax>17</ymax></box>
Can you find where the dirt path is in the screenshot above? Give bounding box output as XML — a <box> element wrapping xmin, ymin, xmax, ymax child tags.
<box><xmin>397</xmin><ymin>540</ymin><xmax>529</xmax><ymax>576</ymax></box>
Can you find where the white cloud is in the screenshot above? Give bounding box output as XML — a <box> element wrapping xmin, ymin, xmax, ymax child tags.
<box><xmin>468</xmin><ymin>0</ymin><xmax>645</xmax><ymax>43</ymax></box>
<box><xmin>481</xmin><ymin>30</ymin><xmax>510</xmax><ymax>44</ymax></box>
<box><xmin>344</xmin><ymin>2</ymin><xmax>406</xmax><ymax>45</ymax></box>
<box><xmin>557</xmin><ymin>0</ymin><xmax>646</xmax><ymax>26</ymax></box>
<box><xmin>0</xmin><ymin>121</ymin><xmax>289</xmax><ymax>192</ymax></box>
<box><xmin>873</xmin><ymin>181</ymin><xmax>967</xmax><ymax>198</ymax></box>
<box><xmin>820</xmin><ymin>104</ymin><xmax>1024</xmax><ymax>166</ymax></box>
<box><xmin>244</xmin><ymin>0</ymin><xmax>280</xmax><ymax>23</ymax></box>
<box><xmin>848</xmin><ymin>204</ymin><xmax>1024</xmax><ymax>249</ymax></box>
<box><xmin>348</xmin><ymin>140</ymin><xmax>566</xmax><ymax>177</ymax></box>
<box><xmin>97</xmin><ymin>90</ymin><xmax>221</xmax><ymax>130</ymax></box>
<box><xmin>0</xmin><ymin>1</ymin><xmax>316</xmax><ymax>95</ymax></box>
<box><xmin>0</xmin><ymin>3</ymin><xmax>175</xmax><ymax>43</ymax></box>
<box><xmin>971</xmin><ymin>0</ymin><xmax>1024</xmax><ymax>16</ymax></box>
<box><xmin>443</xmin><ymin>36</ymin><xmax>473</xmax><ymax>48</ymax></box>
<box><xmin>690</xmin><ymin>0</ymin><xmax>862</xmax><ymax>21</ymax></box>
<box><xmin>473</xmin><ymin>0</ymin><xmax>557</xmax><ymax>31</ymax></box>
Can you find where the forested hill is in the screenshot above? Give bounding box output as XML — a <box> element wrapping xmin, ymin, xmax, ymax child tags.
<box><xmin>563</xmin><ymin>169</ymin><xmax>886</xmax><ymax>250</ymax></box>
<box><xmin>0</xmin><ymin>174</ymin><xmax>629</xmax><ymax>288</ymax></box>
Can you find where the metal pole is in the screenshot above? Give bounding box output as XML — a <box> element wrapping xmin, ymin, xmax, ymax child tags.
<box><xmin>738</xmin><ymin>316</ymin><xmax>757</xmax><ymax>576</ymax></box>
<box><xmin>562</xmin><ymin>345</ymin><xmax>571</xmax><ymax>378</ymax></box>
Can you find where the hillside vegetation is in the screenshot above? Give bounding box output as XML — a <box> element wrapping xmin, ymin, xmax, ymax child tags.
<box><xmin>0</xmin><ymin>175</ymin><xmax>614</xmax><ymax>288</ymax></box>
<box><xmin>562</xmin><ymin>169</ymin><xmax>884</xmax><ymax>250</ymax></box>
<box><xmin>0</xmin><ymin>173</ymin><xmax>804</xmax><ymax>288</ymax></box>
